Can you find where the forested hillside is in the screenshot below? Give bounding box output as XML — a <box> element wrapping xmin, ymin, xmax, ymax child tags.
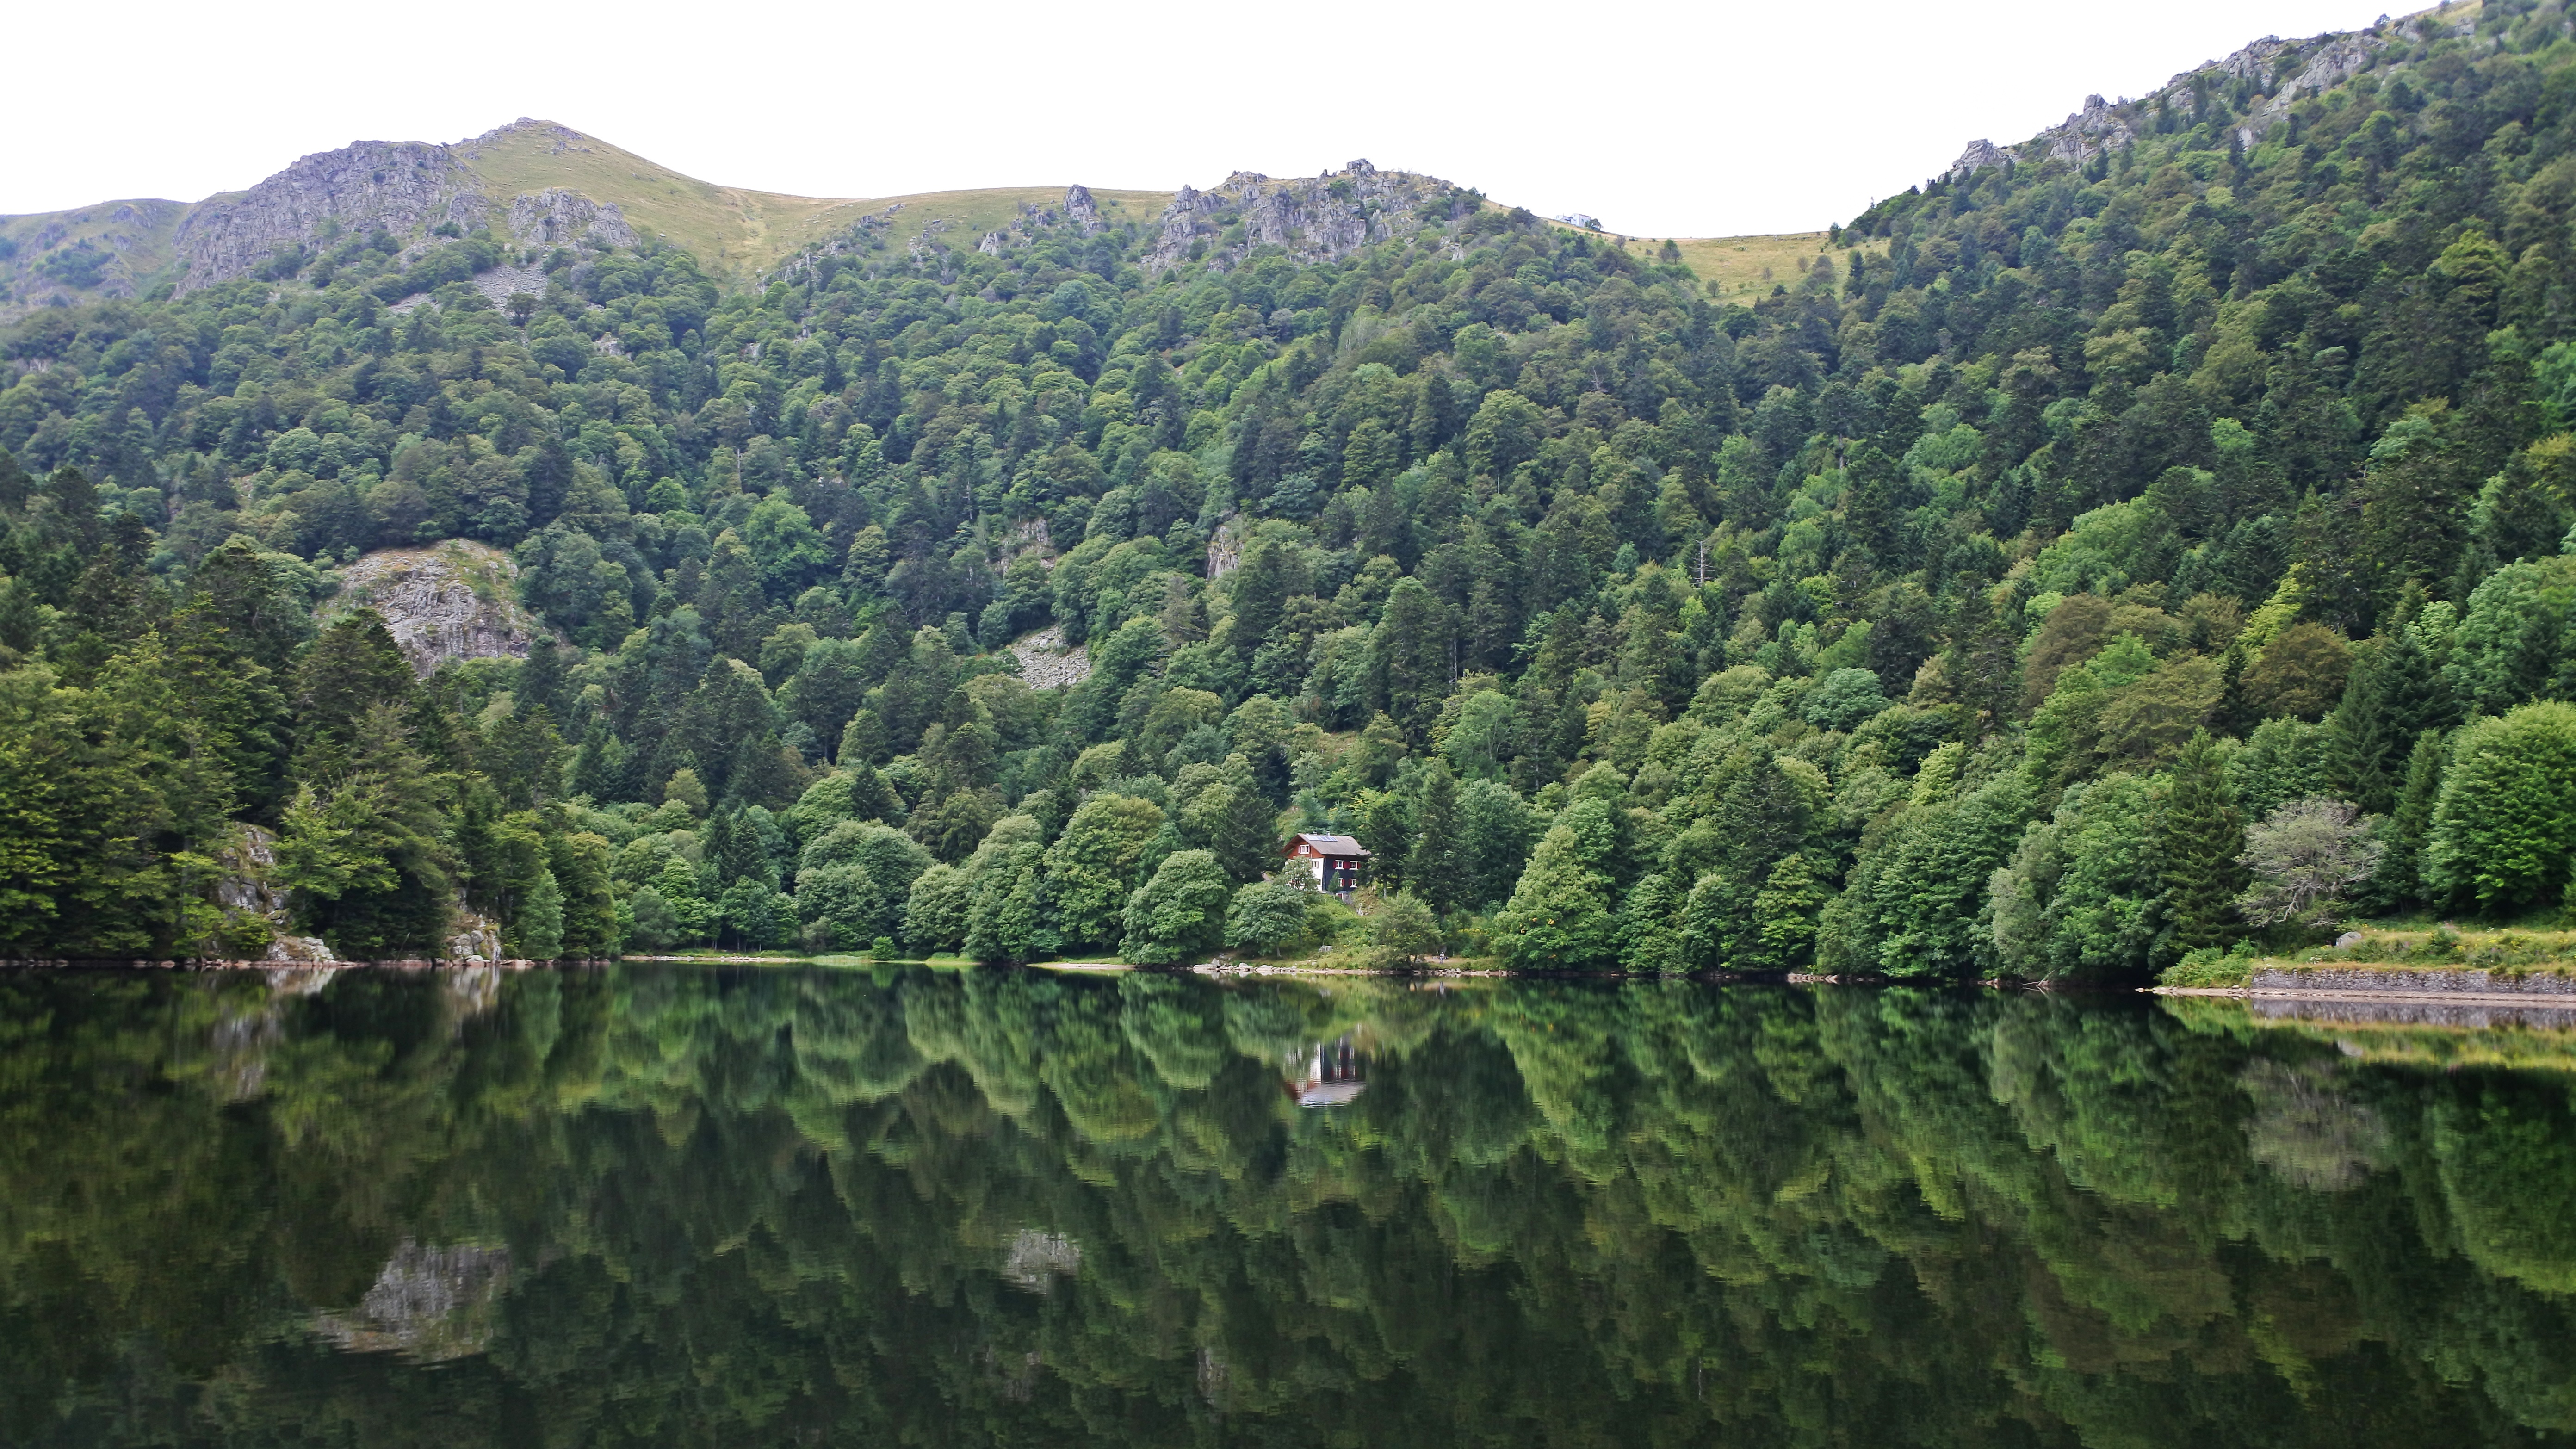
<box><xmin>8</xmin><ymin>0</ymin><xmax>2576</xmax><ymax>971</ymax></box>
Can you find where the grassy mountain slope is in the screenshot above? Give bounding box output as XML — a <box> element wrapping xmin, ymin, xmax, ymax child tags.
<box><xmin>0</xmin><ymin>198</ymin><xmax>189</xmax><ymax>313</ymax></box>
<box><xmin>455</xmin><ymin>120</ymin><xmax>1177</xmax><ymax>276</ymax></box>
<box><xmin>0</xmin><ymin>119</ymin><xmax>1183</xmax><ymax>314</ymax></box>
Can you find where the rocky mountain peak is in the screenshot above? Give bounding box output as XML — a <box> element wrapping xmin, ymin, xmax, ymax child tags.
<box><xmin>1142</xmin><ymin>162</ymin><xmax>1466</xmax><ymax>273</ymax></box>
<box><xmin>168</xmin><ymin>123</ymin><xmax>640</xmax><ymax>295</ymax></box>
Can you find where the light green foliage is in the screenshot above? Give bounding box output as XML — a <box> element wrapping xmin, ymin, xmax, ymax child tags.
<box><xmin>903</xmin><ymin>862</ymin><xmax>969</xmax><ymax>955</ymax></box>
<box><xmin>795</xmin><ymin>862</ymin><xmax>883</xmax><ymax>950</ymax></box>
<box><xmin>1223</xmin><ymin>878</ymin><xmax>1311</xmax><ymax>956</ymax></box>
<box><xmin>1458</xmin><ymin>780</ymin><xmax>1539</xmax><ymax>909</ymax></box>
<box><xmin>2446</xmin><ymin>557</ymin><xmax>2576</xmax><ymax>717</ymax></box>
<box><xmin>2029</xmin><ymin>501</ymin><xmax>2159</xmax><ymax>596</ymax></box>
<box><xmin>1366</xmin><ymin>891</ymin><xmax>1443</xmax><ymax>967</ymax></box>
<box><xmin>1120</xmin><ymin>849</ymin><xmax>1232</xmax><ymax>965</ymax></box>
<box><xmin>1821</xmin><ymin>766</ymin><xmax>2033</xmax><ymax>979</ymax></box>
<box><xmin>2426</xmin><ymin>702</ymin><xmax>2576</xmax><ymax>911</ymax></box>
<box><xmin>1801</xmin><ymin>667</ymin><xmax>1890</xmax><ymax>731</ymax></box>
<box><xmin>1437</xmin><ymin>689</ymin><xmax>1516</xmax><ymax>780</ymax></box>
<box><xmin>2231</xmin><ymin>718</ymin><xmax>2331</xmax><ymax>824</ymax></box>
<box><xmin>1048</xmin><ymin>794</ymin><xmax>1166</xmax><ymax>949</ymax></box>
<box><xmin>2235</xmin><ymin>797</ymin><xmax>2384</xmax><ymax>930</ymax></box>
<box><xmin>1494</xmin><ymin>797</ymin><xmax>1626</xmax><ymax>969</ymax></box>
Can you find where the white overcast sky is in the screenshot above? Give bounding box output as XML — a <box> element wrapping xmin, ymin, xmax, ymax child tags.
<box><xmin>10</xmin><ymin>0</ymin><xmax>2391</xmax><ymax>238</ymax></box>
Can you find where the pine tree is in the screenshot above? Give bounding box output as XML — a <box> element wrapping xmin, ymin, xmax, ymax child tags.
<box><xmin>1210</xmin><ymin>758</ymin><xmax>1281</xmax><ymax>884</ymax></box>
<box><xmin>2153</xmin><ymin>731</ymin><xmax>2245</xmax><ymax>959</ymax></box>
<box><xmin>2362</xmin><ymin>731</ymin><xmax>2446</xmax><ymax>912</ymax></box>
<box><xmin>2324</xmin><ymin>591</ymin><xmax>2453</xmax><ymax>813</ymax></box>
<box><xmin>721</xmin><ymin>807</ymin><xmax>777</xmax><ymax>888</ymax></box>
<box><xmin>1374</xmin><ymin>576</ymin><xmax>1451</xmax><ymax>741</ymax></box>
<box><xmin>519</xmin><ymin>640</ymin><xmax>570</xmax><ymax>723</ymax></box>
<box><xmin>294</xmin><ymin>612</ymin><xmax>416</xmax><ymax>778</ymax></box>
<box><xmin>1405</xmin><ymin>761</ymin><xmax>1466</xmax><ymax>914</ymax></box>
<box><xmin>701</xmin><ymin>810</ymin><xmax>737</xmax><ymax>884</ymax></box>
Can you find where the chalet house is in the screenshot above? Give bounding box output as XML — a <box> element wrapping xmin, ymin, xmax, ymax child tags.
<box><xmin>1281</xmin><ymin>833</ymin><xmax>1368</xmax><ymax>894</ymax></box>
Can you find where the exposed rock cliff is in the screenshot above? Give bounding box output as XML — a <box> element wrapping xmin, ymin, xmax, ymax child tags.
<box><xmin>170</xmin><ymin>120</ymin><xmax>640</xmax><ymax>295</ymax></box>
<box><xmin>328</xmin><ymin>539</ymin><xmax>545</xmax><ymax>675</ymax></box>
<box><xmin>173</xmin><ymin>141</ymin><xmax>484</xmax><ymax>293</ymax></box>
<box><xmin>506</xmin><ymin>186</ymin><xmax>638</xmax><ymax>249</ymax></box>
<box><xmin>1143</xmin><ymin>161</ymin><xmax>1468</xmax><ymax>273</ymax></box>
<box><xmin>1944</xmin><ymin>10</ymin><xmax>2477</xmax><ymax>183</ymax></box>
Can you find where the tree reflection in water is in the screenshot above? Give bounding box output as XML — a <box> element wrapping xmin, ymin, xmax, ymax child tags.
<box><xmin>0</xmin><ymin>965</ymin><xmax>2572</xmax><ymax>1447</ymax></box>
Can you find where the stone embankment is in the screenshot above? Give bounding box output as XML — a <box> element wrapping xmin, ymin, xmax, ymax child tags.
<box><xmin>2157</xmin><ymin>964</ymin><xmax>2576</xmax><ymax>1028</ymax></box>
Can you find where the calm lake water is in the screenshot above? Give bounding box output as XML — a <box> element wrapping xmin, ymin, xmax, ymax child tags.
<box><xmin>3</xmin><ymin>965</ymin><xmax>2573</xmax><ymax>1447</ymax></box>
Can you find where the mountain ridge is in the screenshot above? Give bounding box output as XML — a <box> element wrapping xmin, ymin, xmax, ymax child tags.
<box><xmin>0</xmin><ymin>0</ymin><xmax>2494</xmax><ymax>321</ymax></box>
<box><xmin>0</xmin><ymin>118</ymin><xmax>1186</xmax><ymax>317</ymax></box>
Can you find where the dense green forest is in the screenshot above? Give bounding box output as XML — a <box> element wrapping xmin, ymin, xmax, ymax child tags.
<box><xmin>13</xmin><ymin>2</ymin><xmax>2576</xmax><ymax>969</ymax></box>
<box><xmin>2</xmin><ymin>966</ymin><xmax>2572</xmax><ymax>1447</ymax></box>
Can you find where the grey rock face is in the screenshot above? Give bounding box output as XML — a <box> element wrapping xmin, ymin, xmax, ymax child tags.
<box><xmin>327</xmin><ymin>539</ymin><xmax>544</xmax><ymax>675</ymax></box>
<box><xmin>1006</xmin><ymin>625</ymin><xmax>1092</xmax><ymax>690</ymax></box>
<box><xmin>171</xmin><ymin>120</ymin><xmax>641</xmax><ymax>294</ymax></box>
<box><xmin>2036</xmin><ymin>93</ymin><xmax>2136</xmax><ymax>167</ymax></box>
<box><xmin>174</xmin><ymin>140</ymin><xmax>485</xmax><ymax>294</ymax></box>
<box><xmin>1143</xmin><ymin>161</ymin><xmax>1461</xmax><ymax>273</ymax></box>
<box><xmin>506</xmin><ymin>187</ymin><xmax>637</xmax><ymax>249</ymax></box>
<box><xmin>1946</xmin><ymin>139</ymin><xmax>2010</xmax><ymax>180</ymax></box>
<box><xmin>1063</xmin><ymin>184</ymin><xmax>1102</xmax><ymax>231</ymax></box>
<box><xmin>1949</xmin><ymin>21</ymin><xmax>2418</xmax><ymax>184</ymax></box>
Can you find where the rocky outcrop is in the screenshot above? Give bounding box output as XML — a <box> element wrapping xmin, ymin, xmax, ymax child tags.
<box><xmin>1944</xmin><ymin>139</ymin><xmax>2011</xmax><ymax>181</ymax></box>
<box><xmin>328</xmin><ymin>539</ymin><xmax>544</xmax><ymax>675</ymax></box>
<box><xmin>1143</xmin><ymin>161</ymin><xmax>1464</xmax><ymax>273</ymax></box>
<box><xmin>171</xmin><ymin>120</ymin><xmax>642</xmax><ymax>295</ymax></box>
<box><xmin>2033</xmin><ymin>94</ymin><xmax>2138</xmax><ymax>167</ymax></box>
<box><xmin>446</xmin><ymin>910</ymin><xmax>504</xmax><ymax>964</ymax></box>
<box><xmin>1062</xmin><ymin>184</ymin><xmax>1103</xmax><ymax>232</ymax></box>
<box><xmin>207</xmin><ymin>823</ymin><xmax>334</xmax><ymax>961</ymax></box>
<box><xmin>1944</xmin><ymin>14</ymin><xmax>2474</xmax><ymax>183</ymax></box>
<box><xmin>174</xmin><ymin>141</ymin><xmax>486</xmax><ymax>293</ymax></box>
<box><xmin>1001</xmin><ymin>1229</ymin><xmax>1082</xmax><ymax>1292</ymax></box>
<box><xmin>507</xmin><ymin>186</ymin><xmax>637</xmax><ymax>250</ymax></box>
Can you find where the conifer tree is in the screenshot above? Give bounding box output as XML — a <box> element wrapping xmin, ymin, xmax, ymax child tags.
<box><xmin>1405</xmin><ymin>761</ymin><xmax>1466</xmax><ymax>915</ymax></box>
<box><xmin>2362</xmin><ymin>731</ymin><xmax>2446</xmax><ymax>912</ymax></box>
<box><xmin>2153</xmin><ymin>731</ymin><xmax>2245</xmax><ymax>958</ymax></box>
<box><xmin>2325</xmin><ymin>592</ymin><xmax>2453</xmax><ymax>813</ymax></box>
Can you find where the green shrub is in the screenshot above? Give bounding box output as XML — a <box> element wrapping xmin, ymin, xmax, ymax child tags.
<box><xmin>2159</xmin><ymin>944</ymin><xmax>2254</xmax><ymax>988</ymax></box>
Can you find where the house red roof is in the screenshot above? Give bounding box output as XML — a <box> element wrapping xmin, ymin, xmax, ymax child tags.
<box><xmin>1286</xmin><ymin>833</ymin><xmax>1369</xmax><ymax>857</ymax></box>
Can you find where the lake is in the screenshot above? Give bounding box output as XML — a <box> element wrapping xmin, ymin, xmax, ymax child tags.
<box><xmin>2</xmin><ymin>964</ymin><xmax>2572</xmax><ymax>1447</ymax></box>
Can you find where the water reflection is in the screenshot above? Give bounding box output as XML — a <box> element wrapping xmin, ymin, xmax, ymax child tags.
<box><xmin>0</xmin><ymin>966</ymin><xmax>2571</xmax><ymax>1447</ymax></box>
<box><xmin>1288</xmin><ymin>1034</ymin><xmax>1366</xmax><ymax>1108</ymax></box>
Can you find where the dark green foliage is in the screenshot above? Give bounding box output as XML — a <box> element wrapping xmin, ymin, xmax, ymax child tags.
<box><xmin>19</xmin><ymin>9</ymin><xmax>2576</xmax><ymax>966</ymax></box>
<box><xmin>2153</xmin><ymin>731</ymin><xmax>2246</xmax><ymax>956</ymax></box>
<box><xmin>1</xmin><ymin>966</ymin><xmax>2570</xmax><ymax>1446</ymax></box>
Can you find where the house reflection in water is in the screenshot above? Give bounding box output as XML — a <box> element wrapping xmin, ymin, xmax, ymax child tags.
<box><xmin>1287</xmin><ymin>1036</ymin><xmax>1366</xmax><ymax>1108</ymax></box>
